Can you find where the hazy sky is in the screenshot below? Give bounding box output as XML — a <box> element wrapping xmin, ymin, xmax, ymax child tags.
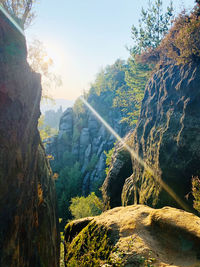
<box><xmin>26</xmin><ymin>0</ymin><xmax>195</xmax><ymax>100</ymax></box>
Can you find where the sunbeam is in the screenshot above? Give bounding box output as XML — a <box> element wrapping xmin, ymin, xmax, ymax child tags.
<box><xmin>0</xmin><ymin>4</ymin><xmax>24</xmax><ymax>36</ymax></box>
<box><xmin>80</xmin><ymin>96</ymin><xmax>192</xmax><ymax>213</ymax></box>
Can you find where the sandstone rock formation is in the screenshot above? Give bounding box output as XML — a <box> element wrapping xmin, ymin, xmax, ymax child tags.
<box><xmin>46</xmin><ymin>92</ymin><xmax>130</xmax><ymax>196</ymax></box>
<box><xmin>102</xmin><ymin>139</ymin><xmax>133</xmax><ymax>209</ymax></box>
<box><xmin>0</xmin><ymin>10</ymin><xmax>59</xmax><ymax>267</ymax></box>
<box><xmin>64</xmin><ymin>205</ymin><xmax>200</xmax><ymax>266</ymax></box>
<box><xmin>103</xmin><ymin>63</ymin><xmax>200</xmax><ymax>211</ymax></box>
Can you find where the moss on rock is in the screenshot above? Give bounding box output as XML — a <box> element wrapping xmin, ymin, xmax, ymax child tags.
<box><xmin>64</xmin><ymin>221</ymin><xmax>116</xmax><ymax>267</ymax></box>
<box><xmin>64</xmin><ymin>205</ymin><xmax>200</xmax><ymax>266</ymax></box>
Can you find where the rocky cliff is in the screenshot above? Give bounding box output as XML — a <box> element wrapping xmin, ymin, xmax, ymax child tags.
<box><xmin>0</xmin><ymin>10</ymin><xmax>59</xmax><ymax>267</ymax></box>
<box><xmin>103</xmin><ymin>63</ymin><xmax>200</xmax><ymax>211</ymax></box>
<box><xmin>46</xmin><ymin>91</ymin><xmax>130</xmax><ymax>198</ymax></box>
<box><xmin>64</xmin><ymin>205</ymin><xmax>200</xmax><ymax>266</ymax></box>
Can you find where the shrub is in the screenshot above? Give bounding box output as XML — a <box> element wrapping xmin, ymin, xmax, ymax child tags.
<box><xmin>104</xmin><ymin>147</ymin><xmax>115</xmax><ymax>175</ymax></box>
<box><xmin>138</xmin><ymin>1</ymin><xmax>200</xmax><ymax>65</ymax></box>
<box><xmin>192</xmin><ymin>176</ymin><xmax>200</xmax><ymax>213</ymax></box>
<box><xmin>69</xmin><ymin>192</ymin><xmax>104</xmax><ymax>219</ymax></box>
<box><xmin>159</xmin><ymin>6</ymin><xmax>200</xmax><ymax>64</ymax></box>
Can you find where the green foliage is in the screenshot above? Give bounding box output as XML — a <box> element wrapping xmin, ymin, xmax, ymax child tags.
<box><xmin>88</xmin><ymin>59</ymin><xmax>131</xmax><ymax>123</ymax></box>
<box><xmin>60</xmin><ymin>232</ymin><xmax>65</xmax><ymax>267</ymax></box>
<box><xmin>90</xmin><ymin>59</ymin><xmax>126</xmax><ymax>96</ymax></box>
<box><xmin>89</xmin><ymin>58</ymin><xmax>149</xmax><ymax>127</ymax></box>
<box><xmin>73</xmin><ymin>97</ymin><xmax>86</xmax><ymax>115</ymax></box>
<box><xmin>69</xmin><ymin>192</ymin><xmax>104</xmax><ymax>220</ymax></box>
<box><xmin>38</xmin><ymin>115</ymin><xmax>58</xmax><ymax>141</ymax></box>
<box><xmin>113</xmin><ymin>56</ymin><xmax>151</xmax><ymax>126</ymax></box>
<box><xmin>192</xmin><ymin>176</ymin><xmax>200</xmax><ymax>213</ymax></box>
<box><xmin>104</xmin><ymin>147</ymin><xmax>115</xmax><ymax>175</ymax></box>
<box><xmin>56</xmin><ymin>162</ymin><xmax>82</xmax><ymax>228</ymax></box>
<box><xmin>138</xmin><ymin>253</ymin><xmax>156</xmax><ymax>267</ymax></box>
<box><xmin>131</xmin><ymin>0</ymin><xmax>173</xmax><ymax>54</ymax></box>
<box><xmin>117</xmin><ymin>0</ymin><xmax>174</xmax><ymax>124</ymax></box>
<box><xmin>88</xmin><ymin>59</ymin><xmax>129</xmax><ymax>124</ymax></box>
<box><xmin>59</xmin><ymin>162</ymin><xmax>82</xmax><ymax>198</ymax></box>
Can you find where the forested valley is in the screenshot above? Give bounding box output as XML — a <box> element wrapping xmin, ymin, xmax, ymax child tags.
<box><xmin>0</xmin><ymin>0</ymin><xmax>200</xmax><ymax>266</ymax></box>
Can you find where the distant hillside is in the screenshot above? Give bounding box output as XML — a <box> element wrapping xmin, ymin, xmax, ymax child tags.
<box><xmin>43</xmin><ymin>107</ymin><xmax>63</xmax><ymax>130</ymax></box>
<box><xmin>40</xmin><ymin>98</ymin><xmax>74</xmax><ymax>114</ymax></box>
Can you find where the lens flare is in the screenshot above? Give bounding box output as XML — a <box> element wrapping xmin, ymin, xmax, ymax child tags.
<box><xmin>80</xmin><ymin>96</ymin><xmax>192</xmax><ymax>213</ymax></box>
<box><xmin>0</xmin><ymin>4</ymin><xmax>24</xmax><ymax>36</ymax></box>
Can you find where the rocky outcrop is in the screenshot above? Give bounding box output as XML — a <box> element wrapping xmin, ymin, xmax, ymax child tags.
<box><xmin>102</xmin><ymin>140</ymin><xmax>133</xmax><ymax>209</ymax></box>
<box><xmin>0</xmin><ymin>10</ymin><xmax>59</xmax><ymax>267</ymax></box>
<box><xmin>64</xmin><ymin>205</ymin><xmax>200</xmax><ymax>266</ymax></box>
<box><xmin>103</xmin><ymin>63</ymin><xmax>200</xmax><ymax>211</ymax></box>
<box><xmin>46</xmin><ymin>92</ymin><xmax>130</xmax><ymax>196</ymax></box>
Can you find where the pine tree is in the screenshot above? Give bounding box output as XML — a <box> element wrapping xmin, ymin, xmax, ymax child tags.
<box><xmin>131</xmin><ymin>0</ymin><xmax>174</xmax><ymax>54</ymax></box>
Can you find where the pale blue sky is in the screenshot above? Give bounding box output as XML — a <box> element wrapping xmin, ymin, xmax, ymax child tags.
<box><xmin>26</xmin><ymin>0</ymin><xmax>195</xmax><ymax>100</ymax></box>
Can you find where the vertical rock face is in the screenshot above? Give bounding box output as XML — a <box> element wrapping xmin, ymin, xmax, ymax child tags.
<box><xmin>46</xmin><ymin>92</ymin><xmax>130</xmax><ymax>196</ymax></box>
<box><xmin>102</xmin><ymin>141</ymin><xmax>133</xmax><ymax>209</ymax></box>
<box><xmin>0</xmin><ymin>11</ymin><xmax>59</xmax><ymax>267</ymax></box>
<box><xmin>103</xmin><ymin>63</ymin><xmax>200</xmax><ymax>211</ymax></box>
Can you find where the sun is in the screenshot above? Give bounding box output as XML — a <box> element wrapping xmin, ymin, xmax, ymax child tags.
<box><xmin>43</xmin><ymin>39</ymin><xmax>65</xmax><ymax>70</ymax></box>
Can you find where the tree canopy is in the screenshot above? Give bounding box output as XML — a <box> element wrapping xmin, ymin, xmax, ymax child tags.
<box><xmin>113</xmin><ymin>58</ymin><xmax>151</xmax><ymax>125</ymax></box>
<box><xmin>131</xmin><ymin>0</ymin><xmax>173</xmax><ymax>54</ymax></box>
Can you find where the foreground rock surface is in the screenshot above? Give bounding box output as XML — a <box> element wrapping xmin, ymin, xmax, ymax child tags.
<box><xmin>0</xmin><ymin>11</ymin><xmax>59</xmax><ymax>267</ymax></box>
<box><xmin>64</xmin><ymin>205</ymin><xmax>200</xmax><ymax>267</ymax></box>
<box><xmin>103</xmin><ymin>63</ymin><xmax>200</xmax><ymax>210</ymax></box>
